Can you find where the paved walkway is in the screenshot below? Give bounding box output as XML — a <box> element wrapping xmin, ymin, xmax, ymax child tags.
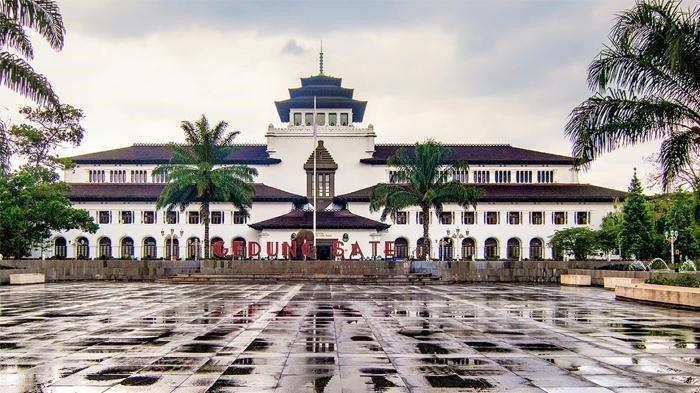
<box><xmin>0</xmin><ymin>283</ymin><xmax>698</xmax><ymax>392</ymax></box>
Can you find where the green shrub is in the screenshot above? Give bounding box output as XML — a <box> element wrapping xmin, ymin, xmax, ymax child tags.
<box><xmin>645</xmin><ymin>274</ymin><xmax>700</xmax><ymax>288</ymax></box>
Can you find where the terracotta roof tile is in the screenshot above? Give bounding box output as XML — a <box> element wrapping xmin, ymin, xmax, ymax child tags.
<box><xmin>335</xmin><ymin>183</ymin><xmax>626</xmax><ymax>203</ymax></box>
<box><xmin>248</xmin><ymin>209</ymin><xmax>390</xmax><ymax>230</ymax></box>
<box><xmin>66</xmin><ymin>183</ymin><xmax>305</xmax><ymax>202</ymax></box>
<box><xmin>68</xmin><ymin>144</ymin><xmax>281</xmax><ymax>165</ymax></box>
<box><xmin>361</xmin><ymin>144</ymin><xmax>576</xmax><ymax>165</ymax></box>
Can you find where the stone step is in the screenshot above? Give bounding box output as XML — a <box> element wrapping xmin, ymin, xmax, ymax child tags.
<box><xmin>157</xmin><ymin>273</ymin><xmax>447</xmax><ymax>285</ymax></box>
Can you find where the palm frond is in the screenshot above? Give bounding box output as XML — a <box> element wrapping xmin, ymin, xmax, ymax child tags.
<box><xmin>589</xmin><ymin>47</ymin><xmax>699</xmax><ymax>107</ymax></box>
<box><xmin>566</xmin><ymin>90</ymin><xmax>699</xmax><ymax>164</ymax></box>
<box><xmin>0</xmin><ymin>14</ymin><xmax>32</xmax><ymax>58</ymax></box>
<box><xmin>659</xmin><ymin>130</ymin><xmax>696</xmax><ymax>192</ymax></box>
<box><xmin>0</xmin><ymin>0</ymin><xmax>64</xmax><ymax>50</ymax></box>
<box><xmin>369</xmin><ymin>183</ymin><xmax>421</xmax><ymax>221</ymax></box>
<box><xmin>432</xmin><ymin>181</ymin><xmax>481</xmax><ymax>209</ymax></box>
<box><xmin>0</xmin><ymin>51</ymin><xmax>59</xmax><ymax>107</ymax></box>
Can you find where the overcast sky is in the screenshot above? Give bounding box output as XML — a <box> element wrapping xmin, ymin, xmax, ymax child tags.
<box><xmin>0</xmin><ymin>0</ymin><xmax>670</xmax><ymax>192</ymax></box>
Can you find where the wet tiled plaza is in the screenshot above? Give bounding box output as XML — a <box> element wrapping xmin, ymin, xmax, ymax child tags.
<box><xmin>0</xmin><ymin>283</ymin><xmax>699</xmax><ymax>393</ymax></box>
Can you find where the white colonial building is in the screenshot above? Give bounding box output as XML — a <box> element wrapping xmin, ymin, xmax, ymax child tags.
<box><xmin>47</xmin><ymin>69</ymin><xmax>625</xmax><ymax>261</ymax></box>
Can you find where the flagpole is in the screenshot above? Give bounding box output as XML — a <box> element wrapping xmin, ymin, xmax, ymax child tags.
<box><xmin>312</xmin><ymin>96</ymin><xmax>317</xmax><ymax>254</ymax></box>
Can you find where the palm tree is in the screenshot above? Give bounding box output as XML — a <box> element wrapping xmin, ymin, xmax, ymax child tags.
<box><xmin>369</xmin><ymin>140</ymin><xmax>480</xmax><ymax>260</ymax></box>
<box><xmin>154</xmin><ymin>115</ymin><xmax>258</xmax><ymax>259</ymax></box>
<box><xmin>0</xmin><ymin>0</ymin><xmax>64</xmax><ymax>108</ymax></box>
<box><xmin>565</xmin><ymin>0</ymin><xmax>700</xmax><ymax>192</ymax></box>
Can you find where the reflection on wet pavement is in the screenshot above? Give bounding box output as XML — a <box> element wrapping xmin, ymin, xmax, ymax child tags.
<box><xmin>0</xmin><ymin>282</ymin><xmax>698</xmax><ymax>392</ymax></box>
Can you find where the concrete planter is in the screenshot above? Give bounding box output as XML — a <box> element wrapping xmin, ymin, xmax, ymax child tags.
<box><xmin>603</xmin><ymin>276</ymin><xmax>643</xmax><ymax>290</ymax></box>
<box><xmin>615</xmin><ymin>283</ymin><xmax>700</xmax><ymax>309</ymax></box>
<box><xmin>10</xmin><ymin>273</ymin><xmax>45</xmax><ymax>285</ymax></box>
<box><xmin>560</xmin><ymin>274</ymin><xmax>591</xmax><ymax>286</ymax></box>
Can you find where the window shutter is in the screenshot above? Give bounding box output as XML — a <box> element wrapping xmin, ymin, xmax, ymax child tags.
<box><xmin>551</xmin><ymin>212</ymin><xmax>554</xmax><ymax>223</ymax></box>
<box><xmin>141</xmin><ymin>211</ymin><xmax>144</xmax><ymax>224</ymax></box>
<box><xmin>497</xmin><ymin>212</ymin><xmax>501</xmax><ymax>224</ymax></box>
<box><xmin>109</xmin><ymin>211</ymin><xmax>112</xmax><ymax>224</ymax></box>
<box><xmin>519</xmin><ymin>212</ymin><xmax>522</xmax><ymax>225</ymax></box>
<box><xmin>565</xmin><ymin>212</ymin><xmax>568</xmax><ymax>224</ymax></box>
<box><xmin>528</xmin><ymin>212</ymin><xmax>532</xmax><ymax>224</ymax></box>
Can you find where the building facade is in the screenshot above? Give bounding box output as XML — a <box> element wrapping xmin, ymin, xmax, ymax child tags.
<box><xmin>47</xmin><ymin>70</ymin><xmax>625</xmax><ymax>261</ymax></box>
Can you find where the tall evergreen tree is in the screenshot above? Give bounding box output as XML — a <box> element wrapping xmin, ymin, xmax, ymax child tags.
<box><xmin>664</xmin><ymin>192</ymin><xmax>698</xmax><ymax>259</ymax></box>
<box><xmin>620</xmin><ymin>171</ymin><xmax>654</xmax><ymax>258</ymax></box>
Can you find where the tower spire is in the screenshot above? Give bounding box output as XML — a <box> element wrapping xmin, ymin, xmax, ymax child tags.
<box><xmin>319</xmin><ymin>40</ymin><xmax>324</xmax><ymax>75</ymax></box>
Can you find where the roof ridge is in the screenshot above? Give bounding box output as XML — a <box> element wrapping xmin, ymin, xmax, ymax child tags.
<box><xmin>132</xmin><ymin>142</ymin><xmax>267</xmax><ymax>147</ymax></box>
<box><xmin>374</xmin><ymin>143</ymin><xmax>512</xmax><ymax>147</ymax></box>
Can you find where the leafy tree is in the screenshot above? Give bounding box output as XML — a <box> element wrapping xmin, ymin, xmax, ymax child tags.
<box><xmin>664</xmin><ymin>192</ymin><xmax>698</xmax><ymax>259</ymax></box>
<box><xmin>7</xmin><ymin>104</ymin><xmax>84</xmax><ymax>176</ymax></box>
<box><xmin>548</xmin><ymin>227</ymin><xmax>598</xmax><ymax>260</ymax></box>
<box><xmin>620</xmin><ymin>172</ymin><xmax>654</xmax><ymax>258</ymax></box>
<box><xmin>565</xmin><ymin>0</ymin><xmax>700</xmax><ymax>192</ymax></box>
<box><xmin>0</xmin><ymin>169</ymin><xmax>97</xmax><ymax>258</ymax></box>
<box><xmin>369</xmin><ymin>140</ymin><xmax>480</xmax><ymax>260</ymax></box>
<box><xmin>0</xmin><ymin>0</ymin><xmax>65</xmax><ymax>108</ymax></box>
<box><xmin>596</xmin><ymin>210</ymin><xmax>623</xmax><ymax>258</ymax></box>
<box><xmin>154</xmin><ymin>115</ymin><xmax>257</xmax><ymax>259</ymax></box>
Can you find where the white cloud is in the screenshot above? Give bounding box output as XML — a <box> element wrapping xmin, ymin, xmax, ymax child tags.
<box><xmin>0</xmin><ymin>0</ymin><xmax>666</xmax><ymax>193</ymax></box>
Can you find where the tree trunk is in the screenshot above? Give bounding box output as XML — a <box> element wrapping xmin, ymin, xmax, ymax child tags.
<box><xmin>203</xmin><ymin>201</ymin><xmax>210</xmax><ymax>259</ymax></box>
<box><xmin>422</xmin><ymin>204</ymin><xmax>430</xmax><ymax>260</ymax></box>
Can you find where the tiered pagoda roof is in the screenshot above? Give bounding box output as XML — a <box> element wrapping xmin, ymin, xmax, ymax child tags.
<box><xmin>274</xmin><ymin>74</ymin><xmax>367</xmax><ymax>123</ymax></box>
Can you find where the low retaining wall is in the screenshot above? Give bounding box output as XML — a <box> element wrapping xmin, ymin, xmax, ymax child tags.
<box><xmin>0</xmin><ymin>260</ymin><xmax>198</xmax><ymax>283</ymax></box>
<box><xmin>0</xmin><ymin>259</ymin><xmax>696</xmax><ymax>285</ymax></box>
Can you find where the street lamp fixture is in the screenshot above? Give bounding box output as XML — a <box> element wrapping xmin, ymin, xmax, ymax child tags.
<box><xmin>665</xmin><ymin>230</ymin><xmax>678</xmax><ymax>265</ymax></box>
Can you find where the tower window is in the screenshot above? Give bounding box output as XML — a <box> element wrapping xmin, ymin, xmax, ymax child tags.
<box><xmin>316</xmin><ymin>113</ymin><xmax>325</xmax><ymax>126</ymax></box>
<box><xmin>293</xmin><ymin>112</ymin><xmax>302</xmax><ymax>126</ymax></box>
<box><xmin>305</xmin><ymin>113</ymin><xmax>313</xmax><ymax>126</ymax></box>
<box><xmin>340</xmin><ymin>113</ymin><xmax>349</xmax><ymax>126</ymax></box>
<box><xmin>328</xmin><ymin>113</ymin><xmax>337</xmax><ymax>126</ymax></box>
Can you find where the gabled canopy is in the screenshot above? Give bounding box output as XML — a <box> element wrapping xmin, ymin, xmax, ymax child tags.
<box><xmin>303</xmin><ymin>140</ymin><xmax>338</xmax><ymax>171</ymax></box>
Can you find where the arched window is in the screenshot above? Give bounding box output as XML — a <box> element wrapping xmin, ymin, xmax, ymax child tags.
<box><xmin>187</xmin><ymin>237</ymin><xmax>200</xmax><ymax>259</ymax></box>
<box><xmin>507</xmin><ymin>238</ymin><xmax>520</xmax><ymax>260</ymax></box>
<box><xmin>529</xmin><ymin>238</ymin><xmax>543</xmax><ymax>260</ymax></box>
<box><xmin>394</xmin><ymin>238</ymin><xmax>408</xmax><ymax>259</ymax></box>
<box><xmin>484</xmin><ymin>238</ymin><xmax>499</xmax><ymax>259</ymax></box>
<box><xmin>98</xmin><ymin>237</ymin><xmax>112</xmax><ymax>259</ymax></box>
<box><xmin>121</xmin><ymin>237</ymin><xmax>134</xmax><ymax>259</ymax></box>
<box><xmin>439</xmin><ymin>237</ymin><xmax>453</xmax><ymax>260</ymax></box>
<box><xmin>233</xmin><ymin>237</ymin><xmax>246</xmax><ymax>259</ymax></box>
<box><xmin>143</xmin><ymin>237</ymin><xmax>157</xmax><ymax>259</ymax></box>
<box><xmin>416</xmin><ymin>237</ymin><xmax>428</xmax><ymax>259</ymax></box>
<box><xmin>461</xmin><ymin>238</ymin><xmax>475</xmax><ymax>260</ymax></box>
<box><xmin>76</xmin><ymin>237</ymin><xmax>90</xmax><ymax>260</ymax></box>
<box><xmin>165</xmin><ymin>238</ymin><xmax>179</xmax><ymax>260</ymax></box>
<box><xmin>54</xmin><ymin>237</ymin><xmax>67</xmax><ymax>258</ymax></box>
<box><xmin>210</xmin><ymin>236</ymin><xmax>224</xmax><ymax>257</ymax></box>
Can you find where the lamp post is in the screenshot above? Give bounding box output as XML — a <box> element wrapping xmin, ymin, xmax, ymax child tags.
<box><xmin>665</xmin><ymin>230</ymin><xmax>678</xmax><ymax>265</ymax></box>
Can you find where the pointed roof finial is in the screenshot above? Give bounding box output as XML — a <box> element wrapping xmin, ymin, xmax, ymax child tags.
<box><xmin>319</xmin><ymin>40</ymin><xmax>324</xmax><ymax>75</ymax></box>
